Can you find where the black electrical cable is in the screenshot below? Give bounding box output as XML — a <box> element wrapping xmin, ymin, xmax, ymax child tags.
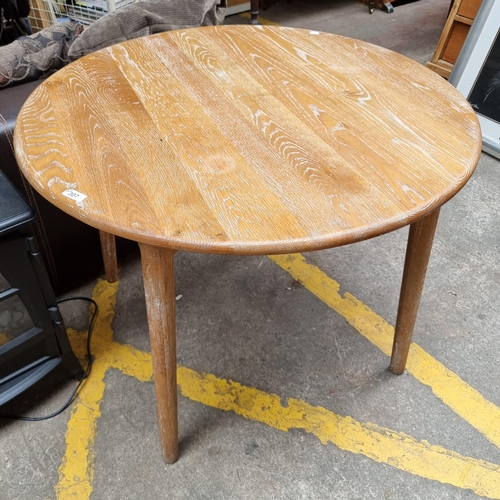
<box><xmin>0</xmin><ymin>297</ymin><xmax>98</xmax><ymax>421</ymax></box>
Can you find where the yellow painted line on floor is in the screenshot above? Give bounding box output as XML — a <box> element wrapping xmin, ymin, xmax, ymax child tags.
<box><xmin>55</xmin><ymin>257</ymin><xmax>500</xmax><ymax>500</ymax></box>
<box><xmin>106</xmin><ymin>341</ymin><xmax>153</xmax><ymax>382</ymax></box>
<box><xmin>56</xmin><ymin>277</ymin><xmax>153</xmax><ymax>500</ymax></box>
<box><xmin>179</xmin><ymin>366</ymin><xmax>500</xmax><ymax>499</ymax></box>
<box><xmin>55</xmin><ymin>278</ymin><xmax>119</xmax><ymax>500</ymax></box>
<box><xmin>55</xmin><ymin>360</ymin><xmax>106</xmax><ymax>500</ymax></box>
<box><xmin>269</xmin><ymin>253</ymin><xmax>500</xmax><ymax>450</ymax></box>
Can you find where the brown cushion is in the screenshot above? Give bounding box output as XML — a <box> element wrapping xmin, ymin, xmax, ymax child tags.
<box><xmin>68</xmin><ymin>0</ymin><xmax>227</xmax><ymax>61</ymax></box>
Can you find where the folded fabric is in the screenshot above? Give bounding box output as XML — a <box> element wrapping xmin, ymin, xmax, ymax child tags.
<box><xmin>68</xmin><ymin>0</ymin><xmax>227</xmax><ymax>61</ymax></box>
<box><xmin>0</xmin><ymin>21</ymin><xmax>84</xmax><ymax>89</ymax></box>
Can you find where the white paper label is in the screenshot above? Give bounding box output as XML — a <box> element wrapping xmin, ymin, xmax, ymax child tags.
<box><xmin>62</xmin><ymin>189</ymin><xmax>88</xmax><ymax>202</ymax></box>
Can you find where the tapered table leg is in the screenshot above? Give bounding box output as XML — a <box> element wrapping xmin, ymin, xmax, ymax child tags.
<box><xmin>139</xmin><ymin>243</ymin><xmax>178</xmax><ymax>463</ymax></box>
<box><xmin>99</xmin><ymin>230</ymin><xmax>118</xmax><ymax>283</ymax></box>
<box><xmin>390</xmin><ymin>208</ymin><xmax>440</xmax><ymax>374</ymax></box>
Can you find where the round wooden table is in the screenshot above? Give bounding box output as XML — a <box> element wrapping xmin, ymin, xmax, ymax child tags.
<box><xmin>14</xmin><ymin>26</ymin><xmax>481</xmax><ymax>463</ymax></box>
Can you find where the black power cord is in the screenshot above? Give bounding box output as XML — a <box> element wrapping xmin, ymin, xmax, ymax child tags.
<box><xmin>0</xmin><ymin>297</ymin><xmax>98</xmax><ymax>421</ymax></box>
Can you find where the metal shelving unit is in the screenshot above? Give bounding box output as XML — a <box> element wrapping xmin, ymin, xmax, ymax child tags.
<box><xmin>28</xmin><ymin>0</ymin><xmax>133</xmax><ymax>31</ymax></box>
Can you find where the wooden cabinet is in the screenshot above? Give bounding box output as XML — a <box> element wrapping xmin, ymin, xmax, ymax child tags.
<box><xmin>426</xmin><ymin>0</ymin><xmax>483</xmax><ymax>78</ymax></box>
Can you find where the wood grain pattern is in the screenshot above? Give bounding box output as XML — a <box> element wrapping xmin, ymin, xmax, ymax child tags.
<box><xmin>457</xmin><ymin>0</ymin><xmax>482</xmax><ymax>19</ymax></box>
<box><xmin>14</xmin><ymin>26</ymin><xmax>481</xmax><ymax>255</ymax></box>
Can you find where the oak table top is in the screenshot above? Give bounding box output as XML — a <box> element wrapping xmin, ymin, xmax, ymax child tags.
<box><xmin>14</xmin><ymin>25</ymin><xmax>481</xmax><ymax>255</ymax></box>
<box><xmin>14</xmin><ymin>26</ymin><xmax>482</xmax><ymax>464</ymax></box>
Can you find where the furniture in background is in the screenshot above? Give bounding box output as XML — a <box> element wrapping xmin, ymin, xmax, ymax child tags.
<box><xmin>0</xmin><ymin>170</ymin><xmax>83</xmax><ymax>406</ymax></box>
<box><xmin>227</xmin><ymin>0</ymin><xmax>251</xmax><ymax>16</ymax></box>
<box><xmin>27</xmin><ymin>0</ymin><xmax>228</xmax><ymax>32</ymax></box>
<box><xmin>14</xmin><ymin>25</ymin><xmax>481</xmax><ymax>463</ymax></box>
<box><xmin>448</xmin><ymin>0</ymin><xmax>500</xmax><ymax>160</ymax></box>
<box><xmin>427</xmin><ymin>0</ymin><xmax>483</xmax><ymax>78</ymax></box>
<box><xmin>250</xmin><ymin>0</ymin><xmax>415</xmax><ymax>19</ymax></box>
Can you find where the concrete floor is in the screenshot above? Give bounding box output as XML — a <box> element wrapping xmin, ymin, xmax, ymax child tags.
<box><xmin>2</xmin><ymin>0</ymin><xmax>500</xmax><ymax>498</ymax></box>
